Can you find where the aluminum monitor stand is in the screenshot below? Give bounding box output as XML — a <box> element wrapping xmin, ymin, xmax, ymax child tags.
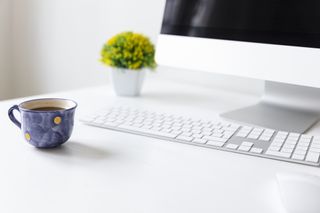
<box><xmin>221</xmin><ymin>81</ymin><xmax>320</xmax><ymax>133</ymax></box>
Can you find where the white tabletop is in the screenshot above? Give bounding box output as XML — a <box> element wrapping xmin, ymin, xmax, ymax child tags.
<box><xmin>1</xmin><ymin>78</ymin><xmax>320</xmax><ymax>213</ymax></box>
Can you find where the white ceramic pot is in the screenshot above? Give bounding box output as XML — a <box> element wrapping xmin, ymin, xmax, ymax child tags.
<box><xmin>110</xmin><ymin>68</ymin><xmax>146</xmax><ymax>96</ymax></box>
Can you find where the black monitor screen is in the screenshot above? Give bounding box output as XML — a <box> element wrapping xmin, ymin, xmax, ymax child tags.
<box><xmin>161</xmin><ymin>0</ymin><xmax>320</xmax><ymax>48</ymax></box>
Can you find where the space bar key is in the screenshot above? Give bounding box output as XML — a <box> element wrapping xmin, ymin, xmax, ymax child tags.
<box><xmin>118</xmin><ymin>125</ymin><xmax>178</xmax><ymax>138</ymax></box>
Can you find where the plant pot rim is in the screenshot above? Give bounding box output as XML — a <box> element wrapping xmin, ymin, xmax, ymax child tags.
<box><xmin>111</xmin><ymin>67</ymin><xmax>148</xmax><ymax>72</ymax></box>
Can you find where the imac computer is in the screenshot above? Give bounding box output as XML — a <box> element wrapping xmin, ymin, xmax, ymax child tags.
<box><xmin>156</xmin><ymin>0</ymin><xmax>320</xmax><ymax>133</ymax></box>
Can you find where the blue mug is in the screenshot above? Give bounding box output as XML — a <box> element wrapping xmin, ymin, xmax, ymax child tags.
<box><xmin>8</xmin><ymin>98</ymin><xmax>77</xmax><ymax>148</ymax></box>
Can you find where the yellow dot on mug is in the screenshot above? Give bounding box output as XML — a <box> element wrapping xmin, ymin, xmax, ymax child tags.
<box><xmin>54</xmin><ymin>116</ymin><xmax>62</xmax><ymax>125</ymax></box>
<box><xmin>25</xmin><ymin>133</ymin><xmax>31</xmax><ymax>141</ymax></box>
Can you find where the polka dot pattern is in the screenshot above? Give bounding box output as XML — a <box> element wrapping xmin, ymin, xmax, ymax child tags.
<box><xmin>25</xmin><ymin>132</ymin><xmax>31</xmax><ymax>141</ymax></box>
<box><xmin>54</xmin><ymin>116</ymin><xmax>62</xmax><ymax>125</ymax></box>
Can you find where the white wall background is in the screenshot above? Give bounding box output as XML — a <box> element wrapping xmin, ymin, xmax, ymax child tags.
<box><xmin>1</xmin><ymin>0</ymin><xmax>262</xmax><ymax>100</ymax></box>
<box><xmin>0</xmin><ymin>0</ymin><xmax>11</xmax><ymax>99</ymax></box>
<box><xmin>9</xmin><ymin>0</ymin><xmax>165</xmax><ymax>98</ymax></box>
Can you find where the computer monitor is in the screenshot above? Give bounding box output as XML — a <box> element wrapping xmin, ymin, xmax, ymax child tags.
<box><xmin>156</xmin><ymin>0</ymin><xmax>320</xmax><ymax>133</ymax></box>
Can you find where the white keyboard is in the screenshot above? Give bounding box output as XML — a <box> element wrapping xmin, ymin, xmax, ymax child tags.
<box><xmin>80</xmin><ymin>106</ymin><xmax>320</xmax><ymax>167</ymax></box>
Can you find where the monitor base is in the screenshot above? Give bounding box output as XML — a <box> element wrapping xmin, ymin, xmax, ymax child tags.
<box><xmin>221</xmin><ymin>81</ymin><xmax>320</xmax><ymax>133</ymax></box>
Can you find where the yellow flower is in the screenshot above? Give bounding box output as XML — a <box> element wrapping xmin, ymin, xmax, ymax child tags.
<box><xmin>100</xmin><ymin>32</ymin><xmax>157</xmax><ymax>70</ymax></box>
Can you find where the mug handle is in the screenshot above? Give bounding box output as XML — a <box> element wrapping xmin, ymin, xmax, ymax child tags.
<box><xmin>8</xmin><ymin>105</ymin><xmax>21</xmax><ymax>129</ymax></box>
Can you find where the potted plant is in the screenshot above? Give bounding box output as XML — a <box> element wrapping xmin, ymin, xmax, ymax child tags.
<box><xmin>100</xmin><ymin>32</ymin><xmax>157</xmax><ymax>96</ymax></box>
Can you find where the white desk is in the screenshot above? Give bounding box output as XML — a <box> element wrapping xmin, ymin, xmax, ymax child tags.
<box><xmin>1</xmin><ymin>78</ymin><xmax>320</xmax><ymax>213</ymax></box>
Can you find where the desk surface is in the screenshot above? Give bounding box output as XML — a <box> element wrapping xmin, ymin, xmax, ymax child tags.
<box><xmin>1</xmin><ymin>79</ymin><xmax>320</xmax><ymax>213</ymax></box>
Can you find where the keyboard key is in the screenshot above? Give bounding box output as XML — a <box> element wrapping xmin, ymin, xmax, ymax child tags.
<box><xmin>287</xmin><ymin>137</ymin><xmax>298</xmax><ymax>142</ymax></box>
<box><xmin>207</xmin><ymin>141</ymin><xmax>225</xmax><ymax>147</ymax></box>
<box><xmin>238</xmin><ymin>145</ymin><xmax>251</xmax><ymax>152</ymax></box>
<box><xmin>223</xmin><ymin>134</ymin><xmax>234</xmax><ymax>139</ymax></box>
<box><xmin>241</xmin><ymin>142</ymin><xmax>253</xmax><ymax>147</ymax></box>
<box><xmin>274</xmin><ymin>136</ymin><xmax>287</xmax><ymax>141</ymax></box>
<box><xmin>306</xmin><ymin>152</ymin><xmax>320</xmax><ymax>163</ymax></box>
<box><xmin>264</xmin><ymin>129</ymin><xmax>275</xmax><ymax>134</ymax></box>
<box><xmin>202</xmin><ymin>131</ymin><xmax>212</xmax><ymax>135</ymax></box>
<box><xmin>118</xmin><ymin>125</ymin><xmax>179</xmax><ymax>138</ymax></box>
<box><xmin>203</xmin><ymin>136</ymin><xmax>228</xmax><ymax>143</ymax></box>
<box><xmin>242</xmin><ymin>126</ymin><xmax>253</xmax><ymax>131</ymax></box>
<box><xmin>294</xmin><ymin>150</ymin><xmax>307</xmax><ymax>155</ymax></box>
<box><xmin>193</xmin><ymin>134</ymin><xmax>203</xmax><ymax>138</ymax></box>
<box><xmin>176</xmin><ymin>135</ymin><xmax>194</xmax><ymax>142</ymax></box>
<box><xmin>277</xmin><ymin>131</ymin><xmax>288</xmax><ymax>137</ymax></box>
<box><xmin>236</xmin><ymin>132</ymin><xmax>250</xmax><ymax>137</ymax></box>
<box><xmin>282</xmin><ymin>144</ymin><xmax>295</xmax><ymax>149</ymax></box>
<box><xmin>298</xmin><ymin>142</ymin><xmax>310</xmax><ymax>147</ymax></box>
<box><xmin>291</xmin><ymin>154</ymin><xmax>305</xmax><ymax>161</ymax></box>
<box><xmin>141</xmin><ymin>125</ymin><xmax>152</xmax><ymax>129</ymax></box>
<box><xmin>226</xmin><ymin>143</ymin><xmax>238</xmax><ymax>150</ymax></box>
<box><xmin>181</xmin><ymin>132</ymin><xmax>193</xmax><ymax>137</ymax></box>
<box><xmin>171</xmin><ymin>130</ymin><xmax>182</xmax><ymax>135</ymax></box>
<box><xmin>259</xmin><ymin>135</ymin><xmax>272</xmax><ymax>141</ymax></box>
<box><xmin>309</xmin><ymin>148</ymin><xmax>320</xmax><ymax>153</ymax></box>
<box><xmin>213</xmin><ymin>129</ymin><xmax>224</xmax><ymax>134</ymax></box>
<box><xmin>299</xmin><ymin>137</ymin><xmax>312</xmax><ymax>143</ymax></box>
<box><xmin>261</xmin><ymin>132</ymin><xmax>274</xmax><ymax>137</ymax></box>
<box><xmin>223</xmin><ymin>130</ymin><xmax>236</xmax><ymax>135</ymax></box>
<box><xmin>151</xmin><ymin>127</ymin><xmax>162</xmax><ymax>131</ymax></box>
<box><xmin>160</xmin><ymin>128</ymin><xmax>172</xmax><ymax>133</ymax></box>
<box><xmin>250</xmin><ymin>147</ymin><xmax>263</xmax><ymax>154</ymax></box>
<box><xmin>236</xmin><ymin>128</ymin><xmax>251</xmax><ymax>137</ymax></box>
<box><xmin>266</xmin><ymin>151</ymin><xmax>291</xmax><ymax>158</ymax></box>
<box><xmin>289</xmin><ymin>133</ymin><xmax>300</xmax><ymax>138</ymax></box>
<box><xmin>192</xmin><ymin>126</ymin><xmax>202</xmax><ymax>131</ymax></box>
<box><xmin>281</xmin><ymin>148</ymin><xmax>294</xmax><ymax>153</ymax></box>
<box><xmin>192</xmin><ymin>138</ymin><xmax>207</xmax><ymax>144</ymax></box>
<box><xmin>247</xmin><ymin>133</ymin><xmax>260</xmax><ymax>140</ymax></box>
<box><xmin>202</xmin><ymin>127</ymin><xmax>212</xmax><ymax>132</ymax></box>
<box><xmin>191</xmin><ymin>130</ymin><xmax>201</xmax><ymax>134</ymax></box>
<box><xmin>223</xmin><ymin>127</ymin><xmax>238</xmax><ymax>132</ymax></box>
<box><xmin>285</xmin><ymin>140</ymin><xmax>297</xmax><ymax>145</ymax></box>
<box><xmin>269</xmin><ymin>146</ymin><xmax>281</xmax><ymax>151</ymax></box>
<box><xmin>313</xmin><ymin>139</ymin><xmax>320</xmax><ymax>145</ymax></box>
<box><xmin>273</xmin><ymin>138</ymin><xmax>285</xmax><ymax>143</ymax></box>
<box><xmin>296</xmin><ymin>146</ymin><xmax>308</xmax><ymax>151</ymax></box>
<box><xmin>311</xmin><ymin>144</ymin><xmax>320</xmax><ymax>149</ymax></box>
<box><xmin>211</xmin><ymin>133</ymin><xmax>223</xmax><ymax>138</ymax></box>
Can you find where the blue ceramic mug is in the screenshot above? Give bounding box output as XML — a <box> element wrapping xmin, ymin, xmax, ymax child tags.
<box><xmin>8</xmin><ymin>98</ymin><xmax>77</xmax><ymax>148</ymax></box>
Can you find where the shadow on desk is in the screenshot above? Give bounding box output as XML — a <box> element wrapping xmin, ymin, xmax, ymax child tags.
<box><xmin>35</xmin><ymin>141</ymin><xmax>111</xmax><ymax>161</ymax></box>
